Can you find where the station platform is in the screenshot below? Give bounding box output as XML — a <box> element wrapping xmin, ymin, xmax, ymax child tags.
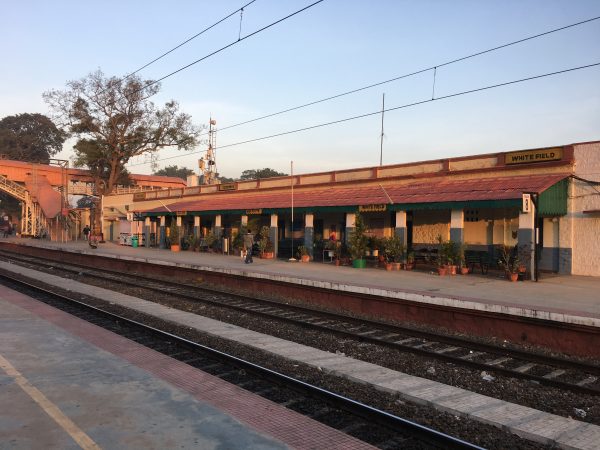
<box><xmin>2</xmin><ymin>237</ymin><xmax>599</xmax><ymax>328</ymax></box>
<box><xmin>2</xmin><ymin>255</ymin><xmax>600</xmax><ymax>449</ymax></box>
<box><xmin>0</xmin><ymin>285</ymin><xmax>372</xmax><ymax>450</ymax></box>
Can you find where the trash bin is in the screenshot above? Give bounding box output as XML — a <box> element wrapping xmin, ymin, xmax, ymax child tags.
<box><xmin>131</xmin><ymin>236</ymin><xmax>139</xmax><ymax>248</ymax></box>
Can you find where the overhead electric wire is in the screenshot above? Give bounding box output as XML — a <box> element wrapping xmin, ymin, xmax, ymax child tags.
<box><xmin>122</xmin><ymin>0</ymin><xmax>258</xmax><ymax>81</ymax></box>
<box><xmin>125</xmin><ymin>0</ymin><xmax>325</xmax><ymax>98</ymax></box>
<box><xmin>201</xmin><ymin>15</ymin><xmax>600</xmax><ymax>136</ymax></box>
<box><xmin>127</xmin><ymin>61</ymin><xmax>600</xmax><ymax>167</ymax></box>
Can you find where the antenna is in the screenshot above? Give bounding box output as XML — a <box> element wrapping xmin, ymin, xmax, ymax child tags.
<box><xmin>200</xmin><ymin>118</ymin><xmax>218</xmax><ymax>184</ymax></box>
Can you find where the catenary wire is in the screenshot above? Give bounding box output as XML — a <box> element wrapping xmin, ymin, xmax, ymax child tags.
<box><xmin>127</xmin><ymin>61</ymin><xmax>600</xmax><ymax>167</ymax></box>
<box><xmin>199</xmin><ymin>15</ymin><xmax>600</xmax><ymax>136</ymax></box>
<box><xmin>125</xmin><ymin>0</ymin><xmax>325</xmax><ymax>98</ymax></box>
<box><xmin>123</xmin><ymin>0</ymin><xmax>258</xmax><ymax>81</ymax></box>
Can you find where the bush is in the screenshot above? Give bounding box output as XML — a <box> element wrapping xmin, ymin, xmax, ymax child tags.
<box><xmin>383</xmin><ymin>235</ymin><xmax>405</xmax><ymax>263</ymax></box>
<box><xmin>348</xmin><ymin>213</ymin><xmax>369</xmax><ymax>260</ymax></box>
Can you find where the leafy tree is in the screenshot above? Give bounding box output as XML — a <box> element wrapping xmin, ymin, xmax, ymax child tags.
<box><xmin>218</xmin><ymin>175</ymin><xmax>235</xmax><ymax>183</ymax></box>
<box><xmin>0</xmin><ymin>113</ymin><xmax>66</xmax><ymax>163</ymax></box>
<box><xmin>239</xmin><ymin>168</ymin><xmax>287</xmax><ymax>180</ymax></box>
<box><xmin>43</xmin><ymin>69</ymin><xmax>202</xmax><ymax>195</ymax></box>
<box><xmin>76</xmin><ymin>196</ymin><xmax>97</xmax><ymax>209</ymax></box>
<box><xmin>153</xmin><ymin>165</ymin><xmax>194</xmax><ymax>181</ymax></box>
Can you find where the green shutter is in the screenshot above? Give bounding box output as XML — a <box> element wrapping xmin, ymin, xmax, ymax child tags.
<box><xmin>538</xmin><ymin>178</ymin><xmax>568</xmax><ymax>216</ymax></box>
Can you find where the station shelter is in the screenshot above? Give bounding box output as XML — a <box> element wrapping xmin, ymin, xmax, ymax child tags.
<box><xmin>101</xmin><ymin>140</ymin><xmax>600</xmax><ymax>277</ymax></box>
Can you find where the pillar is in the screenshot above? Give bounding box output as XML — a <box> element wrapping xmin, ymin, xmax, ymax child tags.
<box><xmin>394</xmin><ymin>211</ymin><xmax>407</xmax><ymax>247</ymax></box>
<box><xmin>304</xmin><ymin>213</ymin><xmax>314</xmax><ymax>258</ymax></box>
<box><xmin>144</xmin><ymin>217</ymin><xmax>151</xmax><ymax>248</ymax></box>
<box><xmin>194</xmin><ymin>216</ymin><xmax>201</xmax><ymax>239</ymax></box>
<box><xmin>214</xmin><ymin>214</ymin><xmax>222</xmax><ymax>239</ymax></box>
<box><xmin>450</xmin><ymin>209</ymin><xmax>464</xmax><ymax>243</ymax></box>
<box><xmin>176</xmin><ymin>216</ymin><xmax>182</xmax><ymax>246</ymax></box>
<box><xmin>270</xmin><ymin>213</ymin><xmax>278</xmax><ymax>257</ymax></box>
<box><xmin>159</xmin><ymin>216</ymin><xmax>166</xmax><ymax>249</ymax></box>
<box><xmin>518</xmin><ymin>201</ymin><xmax>536</xmax><ymax>279</ymax></box>
<box><xmin>345</xmin><ymin>213</ymin><xmax>355</xmax><ymax>246</ymax></box>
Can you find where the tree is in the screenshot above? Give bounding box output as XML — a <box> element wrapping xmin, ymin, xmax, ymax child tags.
<box><xmin>43</xmin><ymin>69</ymin><xmax>202</xmax><ymax>195</ymax></box>
<box><xmin>0</xmin><ymin>113</ymin><xmax>66</xmax><ymax>163</ymax></box>
<box><xmin>76</xmin><ymin>196</ymin><xmax>97</xmax><ymax>209</ymax></box>
<box><xmin>153</xmin><ymin>165</ymin><xmax>194</xmax><ymax>181</ymax></box>
<box><xmin>239</xmin><ymin>168</ymin><xmax>287</xmax><ymax>180</ymax></box>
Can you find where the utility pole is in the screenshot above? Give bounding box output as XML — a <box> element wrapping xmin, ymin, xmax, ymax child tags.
<box><xmin>379</xmin><ymin>93</ymin><xmax>385</xmax><ymax>166</ymax></box>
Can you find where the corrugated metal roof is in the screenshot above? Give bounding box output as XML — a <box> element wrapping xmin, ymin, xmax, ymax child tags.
<box><xmin>139</xmin><ymin>173</ymin><xmax>570</xmax><ymax>215</ymax></box>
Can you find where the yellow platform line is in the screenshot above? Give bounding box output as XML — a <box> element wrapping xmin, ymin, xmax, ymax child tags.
<box><xmin>0</xmin><ymin>353</ymin><xmax>101</xmax><ymax>450</ymax></box>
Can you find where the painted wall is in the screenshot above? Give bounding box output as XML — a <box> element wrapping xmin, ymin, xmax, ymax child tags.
<box><xmin>570</xmin><ymin>142</ymin><xmax>600</xmax><ymax>276</ymax></box>
<box><xmin>413</xmin><ymin>210</ymin><xmax>450</xmax><ymax>244</ymax></box>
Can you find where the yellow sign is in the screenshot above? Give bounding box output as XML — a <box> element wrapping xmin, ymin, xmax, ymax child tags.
<box><xmin>133</xmin><ymin>192</ymin><xmax>146</xmax><ymax>201</ymax></box>
<box><xmin>218</xmin><ymin>183</ymin><xmax>237</xmax><ymax>191</ymax></box>
<box><xmin>505</xmin><ymin>148</ymin><xmax>563</xmax><ymax>165</ymax></box>
<box><xmin>246</xmin><ymin>209</ymin><xmax>262</xmax><ymax>215</ymax></box>
<box><xmin>176</xmin><ymin>211</ymin><xmax>187</xmax><ymax>216</ymax></box>
<box><xmin>359</xmin><ymin>204</ymin><xmax>387</xmax><ymax>213</ymax></box>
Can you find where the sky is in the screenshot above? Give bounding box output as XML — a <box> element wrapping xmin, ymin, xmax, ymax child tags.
<box><xmin>1</xmin><ymin>0</ymin><xmax>599</xmax><ymax>179</ymax></box>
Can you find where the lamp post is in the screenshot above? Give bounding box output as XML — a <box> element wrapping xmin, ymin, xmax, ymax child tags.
<box><xmin>289</xmin><ymin>161</ymin><xmax>296</xmax><ymax>261</ymax></box>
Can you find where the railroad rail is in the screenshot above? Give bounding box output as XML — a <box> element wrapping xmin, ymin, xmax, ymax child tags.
<box><xmin>0</xmin><ymin>271</ymin><xmax>482</xmax><ymax>450</ymax></box>
<box><xmin>2</xmin><ymin>250</ymin><xmax>599</xmax><ymax>398</ymax></box>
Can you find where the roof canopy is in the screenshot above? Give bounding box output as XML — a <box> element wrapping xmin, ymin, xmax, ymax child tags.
<box><xmin>138</xmin><ymin>173</ymin><xmax>570</xmax><ymax>217</ymax></box>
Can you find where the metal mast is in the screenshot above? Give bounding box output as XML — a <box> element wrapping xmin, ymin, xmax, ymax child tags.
<box><xmin>200</xmin><ymin>118</ymin><xmax>218</xmax><ymax>185</ymax></box>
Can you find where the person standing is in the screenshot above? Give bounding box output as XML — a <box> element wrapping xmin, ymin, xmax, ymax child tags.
<box><xmin>83</xmin><ymin>225</ymin><xmax>91</xmax><ymax>241</ymax></box>
<box><xmin>243</xmin><ymin>229</ymin><xmax>254</xmax><ymax>264</ymax></box>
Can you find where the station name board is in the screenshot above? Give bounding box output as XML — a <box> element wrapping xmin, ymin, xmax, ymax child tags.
<box><xmin>359</xmin><ymin>204</ymin><xmax>387</xmax><ymax>213</ymax></box>
<box><xmin>218</xmin><ymin>183</ymin><xmax>237</xmax><ymax>191</ymax></box>
<box><xmin>505</xmin><ymin>148</ymin><xmax>563</xmax><ymax>165</ymax></box>
<box><xmin>246</xmin><ymin>209</ymin><xmax>262</xmax><ymax>215</ymax></box>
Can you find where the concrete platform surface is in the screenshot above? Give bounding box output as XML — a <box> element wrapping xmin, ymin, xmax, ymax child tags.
<box><xmin>4</xmin><ymin>238</ymin><xmax>599</xmax><ymax>327</ymax></box>
<box><xmin>2</xmin><ymin>260</ymin><xmax>599</xmax><ymax>449</ymax></box>
<box><xmin>0</xmin><ymin>286</ymin><xmax>373</xmax><ymax>450</ymax></box>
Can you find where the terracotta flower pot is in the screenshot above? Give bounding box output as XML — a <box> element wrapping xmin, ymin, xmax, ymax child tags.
<box><xmin>170</xmin><ymin>244</ymin><xmax>180</xmax><ymax>252</ymax></box>
<box><xmin>509</xmin><ymin>272</ymin><xmax>519</xmax><ymax>282</ymax></box>
<box><xmin>437</xmin><ymin>267</ymin><xmax>447</xmax><ymax>276</ymax></box>
<box><xmin>301</xmin><ymin>254</ymin><xmax>310</xmax><ymax>263</ymax></box>
<box><xmin>405</xmin><ymin>263</ymin><xmax>414</xmax><ymax>271</ymax></box>
<box><xmin>449</xmin><ymin>265</ymin><xmax>457</xmax><ymax>275</ymax></box>
<box><xmin>335</xmin><ymin>259</ymin><xmax>341</xmax><ymax>266</ymax></box>
<box><xmin>385</xmin><ymin>263</ymin><xmax>393</xmax><ymax>271</ymax></box>
<box><xmin>392</xmin><ymin>262</ymin><xmax>401</xmax><ymax>271</ymax></box>
<box><xmin>460</xmin><ymin>267</ymin><xmax>469</xmax><ymax>275</ymax></box>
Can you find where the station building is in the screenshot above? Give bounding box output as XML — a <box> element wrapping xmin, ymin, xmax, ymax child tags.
<box><xmin>102</xmin><ymin>140</ymin><xmax>600</xmax><ymax>277</ymax></box>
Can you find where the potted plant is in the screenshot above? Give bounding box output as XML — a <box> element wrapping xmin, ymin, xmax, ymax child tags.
<box><xmin>298</xmin><ymin>245</ymin><xmax>310</xmax><ymax>262</ymax></box>
<box><xmin>369</xmin><ymin>236</ymin><xmax>382</xmax><ymax>258</ymax></box>
<box><xmin>384</xmin><ymin>234</ymin><xmax>404</xmax><ymax>270</ymax></box>
<box><xmin>444</xmin><ymin>240</ymin><xmax>458</xmax><ymax>275</ymax></box>
<box><xmin>186</xmin><ymin>234</ymin><xmax>199</xmax><ymax>252</ymax></box>
<box><xmin>232</xmin><ymin>226</ymin><xmax>245</xmax><ymax>256</ymax></box>
<box><xmin>436</xmin><ymin>235</ymin><xmax>447</xmax><ymax>276</ymax></box>
<box><xmin>258</xmin><ymin>226</ymin><xmax>275</xmax><ymax>259</ymax></box>
<box><xmin>457</xmin><ymin>242</ymin><xmax>469</xmax><ymax>274</ymax></box>
<box><xmin>498</xmin><ymin>245</ymin><xmax>520</xmax><ymax>282</ymax></box>
<box><xmin>204</xmin><ymin>231</ymin><xmax>218</xmax><ymax>252</ymax></box>
<box><xmin>405</xmin><ymin>251</ymin><xmax>415</xmax><ymax>270</ymax></box>
<box><xmin>348</xmin><ymin>213</ymin><xmax>369</xmax><ymax>268</ymax></box>
<box><xmin>169</xmin><ymin>221</ymin><xmax>180</xmax><ymax>252</ymax></box>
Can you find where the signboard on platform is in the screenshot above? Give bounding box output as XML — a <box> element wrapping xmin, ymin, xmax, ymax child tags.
<box><xmin>359</xmin><ymin>204</ymin><xmax>387</xmax><ymax>213</ymax></box>
<box><xmin>522</xmin><ymin>193</ymin><xmax>531</xmax><ymax>213</ymax></box>
<box><xmin>246</xmin><ymin>209</ymin><xmax>262</xmax><ymax>215</ymax></box>
<box><xmin>218</xmin><ymin>183</ymin><xmax>237</xmax><ymax>191</ymax></box>
<box><xmin>505</xmin><ymin>148</ymin><xmax>563</xmax><ymax>165</ymax></box>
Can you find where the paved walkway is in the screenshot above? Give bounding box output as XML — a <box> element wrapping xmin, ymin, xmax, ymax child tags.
<box><xmin>2</xmin><ymin>237</ymin><xmax>600</xmax><ymax>326</ymax></box>
<box><xmin>3</xmin><ymin>259</ymin><xmax>598</xmax><ymax>450</ymax></box>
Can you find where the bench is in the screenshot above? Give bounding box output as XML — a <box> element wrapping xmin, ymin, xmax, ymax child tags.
<box><xmin>465</xmin><ymin>250</ymin><xmax>490</xmax><ymax>275</ymax></box>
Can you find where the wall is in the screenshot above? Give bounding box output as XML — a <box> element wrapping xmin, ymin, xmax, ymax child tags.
<box><xmin>412</xmin><ymin>210</ymin><xmax>450</xmax><ymax>244</ymax></box>
<box><xmin>570</xmin><ymin>142</ymin><xmax>600</xmax><ymax>276</ymax></box>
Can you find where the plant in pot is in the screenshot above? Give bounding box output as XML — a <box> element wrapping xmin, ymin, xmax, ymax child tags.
<box><xmin>258</xmin><ymin>226</ymin><xmax>274</xmax><ymax>258</ymax></box>
<box><xmin>297</xmin><ymin>245</ymin><xmax>310</xmax><ymax>262</ymax></box>
<box><xmin>436</xmin><ymin>235</ymin><xmax>447</xmax><ymax>276</ymax></box>
<box><xmin>169</xmin><ymin>221</ymin><xmax>180</xmax><ymax>252</ymax></box>
<box><xmin>405</xmin><ymin>250</ymin><xmax>415</xmax><ymax>270</ymax></box>
<box><xmin>368</xmin><ymin>236</ymin><xmax>382</xmax><ymax>259</ymax></box>
<box><xmin>348</xmin><ymin>213</ymin><xmax>369</xmax><ymax>268</ymax></box>
<box><xmin>204</xmin><ymin>231</ymin><xmax>218</xmax><ymax>252</ymax></box>
<box><xmin>443</xmin><ymin>240</ymin><xmax>458</xmax><ymax>275</ymax></box>
<box><xmin>232</xmin><ymin>226</ymin><xmax>245</xmax><ymax>256</ymax></box>
<box><xmin>457</xmin><ymin>242</ymin><xmax>469</xmax><ymax>274</ymax></box>
<box><xmin>384</xmin><ymin>234</ymin><xmax>404</xmax><ymax>270</ymax></box>
<box><xmin>186</xmin><ymin>234</ymin><xmax>199</xmax><ymax>252</ymax></box>
<box><xmin>498</xmin><ymin>245</ymin><xmax>520</xmax><ymax>281</ymax></box>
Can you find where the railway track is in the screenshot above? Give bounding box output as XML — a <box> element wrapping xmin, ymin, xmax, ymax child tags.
<box><xmin>0</xmin><ymin>271</ymin><xmax>482</xmax><ymax>450</ymax></box>
<box><xmin>3</xmin><ymin>250</ymin><xmax>599</xmax><ymax>397</ymax></box>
